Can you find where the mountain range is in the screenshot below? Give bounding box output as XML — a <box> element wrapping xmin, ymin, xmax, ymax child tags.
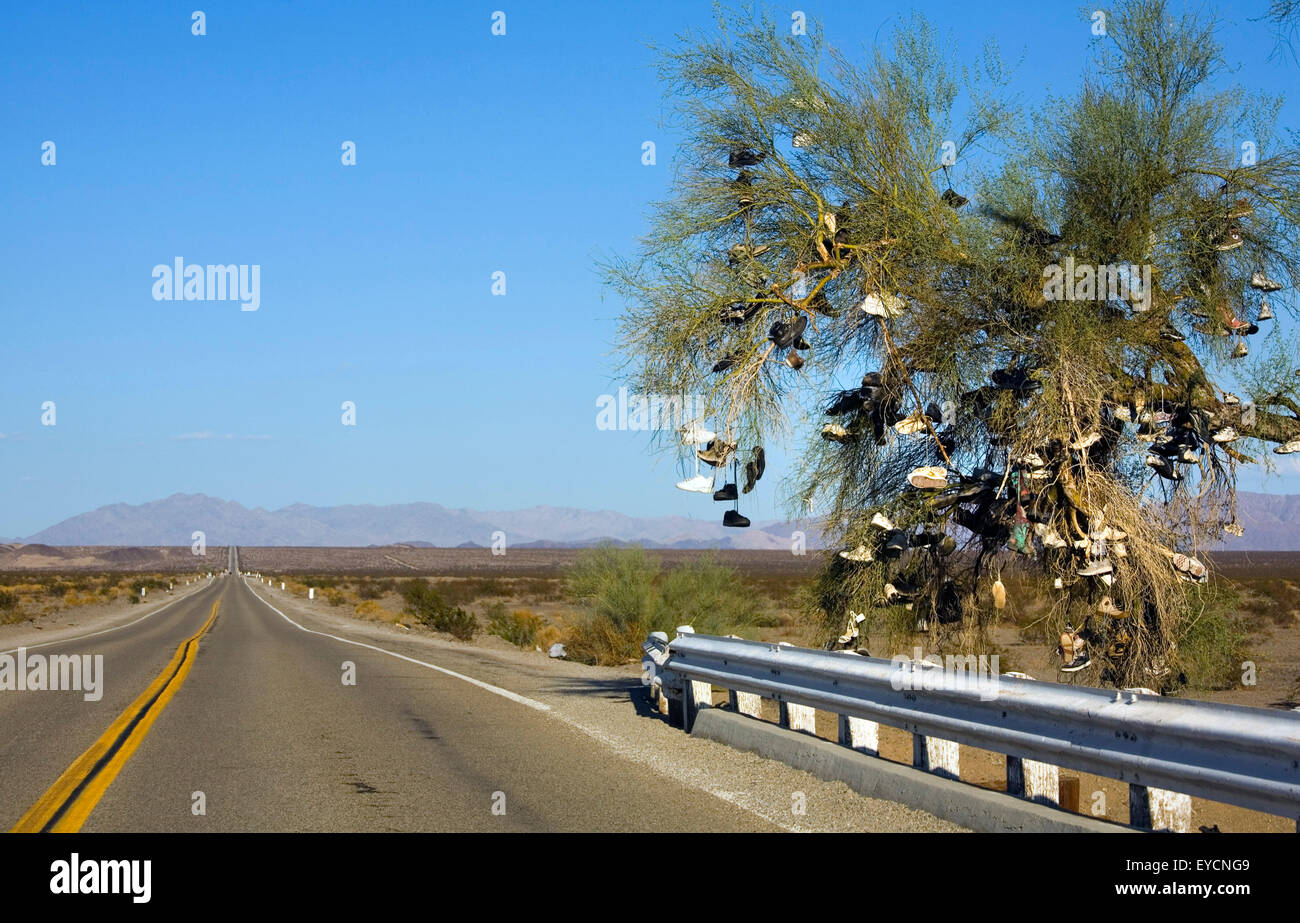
<box><xmin>8</xmin><ymin>491</ymin><xmax>1300</xmax><ymax>550</ymax></box>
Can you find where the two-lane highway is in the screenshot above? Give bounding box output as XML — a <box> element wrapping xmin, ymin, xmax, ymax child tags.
<box><xmin>2</xmin><ymin>562</ymin><xmax>775</xmax><ymax>832</ymax></box>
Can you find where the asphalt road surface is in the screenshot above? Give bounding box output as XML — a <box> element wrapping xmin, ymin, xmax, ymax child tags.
<box><xmin>0</xmin><ymin>553</ymin><xmax>777</xmax><ymax>832</ymax></box>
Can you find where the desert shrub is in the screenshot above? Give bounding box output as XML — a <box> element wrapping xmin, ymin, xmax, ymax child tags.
<box><xmin>1177</xmin><ymin>582</ymin><xmax>1252</xmax><ymax>691</ymax></box>
<box><xmin>355</xmin><ymin>600</ymin><xmax>387</xmax><ymax>618</ymax></box>
<box><xmin>487</xmin><ymin>604</ymin><xmax>543</xmax><ymax>647</ymax></box>
<box><xmin>400</xmin><ymin>578</ymin><xmax>477</xmax><ymax>640</ymax></box>
<box><xmin>0</xmin><ymin>590</ymin><xmax>16</xmax><ymax>611</ymax></box>
<box><xmin>561</xmin><ymin>545</ymin><xmax>758</xmax><ymax>664</ymax></box>
<box><xmin>357</xmin><ymin>581</ymin><xmax>385</xmax><ymax>600</ymax></box>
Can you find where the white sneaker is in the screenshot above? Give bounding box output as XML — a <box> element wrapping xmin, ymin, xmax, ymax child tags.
<box><xmin>839</xmin><ymin>545</ymin><xmax>874</xmax><ymax>563</ymax></box>
<box><xmin>1250</xmin><ymin>271</ymin><xmax>1282</xmax><ymax>292</ymax></box>
<box><xmin>871</xmin><ymin>512</ymin><xmax>895</xmax><ymax>531</ymax></box>
<box><xmin>1070</xmin><ymin>432</ymin><xmax>1102</xmax><ymax>450</ymax></box>
<box><xmin>675</xmin><ymin>474</ymin><xmax>714</xmax><ymax>493</ymax></box>
<box><xmin>908</xmin><ymin>466</ymin><xmax>948</xmax><ymax>489</ymax></box>
<box><xmin>1275</xmin><ymin>439</ymin><xmax>1300</xmax><ymax>455</ymax></box>
<box><xmin>1212</xmin><ymin>426</ymin><xmax>1239</xmax><ymax>443</ymax></box>
<box><xmin>679</xmin><ymin>424</ymin><xmax>716</xmax><ymax>445</ymax></box>
<box><xmin>859</xmin><ymin>292</ymin><xmax>903</xmax><ymax>318</ymax></box>
<box><xmin>894</xmin><ymin>411</ymin><xmax>930</xmax><ymax>435</ymax></box>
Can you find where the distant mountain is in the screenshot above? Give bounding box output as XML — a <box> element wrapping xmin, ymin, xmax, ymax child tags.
<box><xmin>21</xmin><ymin>493</ymin><xmax>822</xmax><ymax>551</ymax></box>
<box><xmin>17</xmin><ymin>491</ymin><xmax>1300</xmax><ymax>551</ymax></box>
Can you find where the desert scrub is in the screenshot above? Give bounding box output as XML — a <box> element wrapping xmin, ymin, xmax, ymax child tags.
<box><xmin>400</xmin><ymin>578</ymin><xmax>477</xmax><ymax>640</ymax></box>
<box><xmin>1176</xmin><ymin>581</ymin><xmax>1252</xmax><ymax>692</ymax></box>
<box><xmin>486</xmin><ymin>604</ymin><xmax>543</xmax><ymax>648</ymax></box>
<box><xmin>561</xmin><ymin>545</ymin><xmax>760</xmax><ymax>664</ymax></box>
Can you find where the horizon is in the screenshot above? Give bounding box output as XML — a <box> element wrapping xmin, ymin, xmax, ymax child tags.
<box><xmin>3</xmin><ymin>1</ymin><xmax>1299</xmax><ymax>537</ymax></box>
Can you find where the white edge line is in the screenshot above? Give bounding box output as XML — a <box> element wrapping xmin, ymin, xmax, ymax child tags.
<box><xmin>0</xmin><ymin>578</ymin><xmax>217</xmax><ymax>657</ymax></box>
<box><xmin>241</xmin><ymin>577</ymin><xmax>550</xmax><ymax>713</ymax></box>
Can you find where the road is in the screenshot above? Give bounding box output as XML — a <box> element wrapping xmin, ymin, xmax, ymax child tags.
<box><xmin>0</xmin><ymin>550</ymin><xmax>776</xmax><ymax>832</ymax></box>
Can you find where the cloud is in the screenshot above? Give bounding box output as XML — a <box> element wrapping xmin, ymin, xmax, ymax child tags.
<box><xmin>171</xmin><ymin>432</ymin><xmax>272</xmax><ymax>441</ymax></box>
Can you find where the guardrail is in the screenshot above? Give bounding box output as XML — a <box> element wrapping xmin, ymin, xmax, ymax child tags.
<box><xmin>643</xmin><ymin>631</ymin><xmax>1300</xmax><ymax>832</ymax></box>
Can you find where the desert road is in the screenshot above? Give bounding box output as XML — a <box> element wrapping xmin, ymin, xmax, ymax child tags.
<box><xmin>0</xmin><ymin>551</ymin><xmax>776</xmax><ymax>832</ymax></box>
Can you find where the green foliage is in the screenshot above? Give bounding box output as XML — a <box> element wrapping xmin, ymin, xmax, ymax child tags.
<box><xmin>1176</xmin><ymin>581</ymin><xmax>1251</xmax><ymax>691</ymax></box>
<box><xmin>0</xmin><ymin>590</ymin><xmax>16</xmax><ymax>611</ymax></box>
<box><xmin>562</xmin><ymin>545</ymin><xmax>761</xmax><ymax>664</ymax></box>
<box><xmin>486</xmin><ymin>604</ymin><xmax>543</xmax><ymax>648</ymax></box>
<box><xmin>605</xmin><ymin>0</ymin><xmax>1300</xmax><ymax>687</ymax></box>
<box><xmin>399</xmin><ymin>578</ymin><xmax>477</xmax><ymax>640</ymax></box>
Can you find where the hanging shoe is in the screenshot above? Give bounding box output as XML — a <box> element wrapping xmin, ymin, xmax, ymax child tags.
<box><xmin>1211</xmin><ymin>426</ymin><xmax>1239</xmax><ymax>443</ymax></box>
<box><xmin>821</xmin><ymin>423</ymin><xmax>854</xmax><ymax>443</ymax></box>
<box><xmin>1071</xmin><ymin>432</ymin><xmax>1102</xmax><ymax>450</ymax></box>
<box><xmin>712</xmin><ymin>355</ymin><xmax>739</xmax><ymax>373</ymax></box>
<box><xmin>1249</xmin><ymin>271</ymin><xmax>1282</xmax><ymax>292</ymax></box>
<box><xmin>882</xmin><ymin>530</ymin><xmax>909</xmax><ymax>558</ymax></box>
<box><xmin>728</xmin><ymin>147</ymin><xmax>765</xmax><ymax>168</ymax></box>
<box><xmin>1213</xmin><ymin>225</ymin><xmax>1243</xmax><ymax>251</ymax></box>
<box><xmin>679</xmin><ymin>424</ymin><xmax>716</xmax><ymax>445</ymax></box>
<box><xmin>1258</xmin><ymin>297</ymin><xmax>1274</xmax><ymax>321</ymax></box>
<box><xmin>722</xmin><ymin>509</ymin><xmax>750</xmax><ymax>528</ymax></box>
<box><xmin>871</xmin><ymin>512</ymin><xmax>896</xmax><ymax>531</ymax></box>
<box><xmin>713</xmin><ymin>482</ymin><xmax>738</xmax><ymax>502</ymax></box>
<box><xmin>697</xmin><ymin>439</ymin><xmax>737</xmax><ymax>466</ymax></box>
<box><xmin>1274</xmin><ymin>438</ymin><xmax>1300</xmax><ymax>455</ymax></box>
<box><xmin>1097</xmin><ymin>596</ymin><xmax>1127</xmax><ymax>618</ymax></box>
<box><xmin>785</xmin><ymin>349</ymin><xmax>805</xmax><ymax>370</ymax></box>
<box><xmin>894</xmin><ymin>410</ymin><xmax>931</xmax><ymax>435</ymax></box>
<box><xmin>941</xmin><ymin>188</ymin><xmax>968</xmax><ymax>208</ymax></box>
<box><xmin>908</xmin><ymin>466</ymin><xmax>948</xmax><ymax>490</ymax></box>
<box><xmin>1145</xmin><ymin>454</ymin><xmax>1182</xmax><ymax>481</ymax></box>
<box><xmin>1226</xmin><ymin>198</ymin><xmax>1253</xmax><ymax>219</ymax></box>
<box><xmin>839</xmin><ymin>545</ymin><xmax>874</xmax><ymax>563</ymax></box>
<box><xmin>859</xmin><ymin>292</ymin><xmax>903</xmax><ymax>318</ymax></box>
<box><xmin>752</xmin><ymin>447</ymin><xmax>765</xmax><ymax>480</ymax></box>
<box><xmin>742</xmin><ymin>460</ymin><xmax>758</xmax><ymax>494</ymax></box>
<box><xmin>1160</xmin><ymin>324</ymin><xmax>1186</xmax><ymax>342</ymax></box>
<box><xmin>935</xmin><ymin>581</ymin><xmax>963</xmax><ymax>624</ymax></box>
<box><xmin>1078</xmin><ymin>558</ymin><xmax>1114</xmax><ymax>577</ymax></box>
<box><xmin>885</xmin><ymin>579</ymin><xmax>920</xmax><ymax>603</ymax></box>
<box><xmin>719</xmin><ymin>300</ymin><xmax>763</xmax><ymax>325</ymax></box>
<box><xmin>1171</xmin><ymin>553</ymin><xmax>1207</xmax><ymax>583</ymax></box>
<box><xmin>768</xmin><ymin>314</ymin><xmax>808</xmax><ymax>349</ymax></box>
<box><xmin>1060</xmin><ymin>649</ymin><xmax>1092</xmax><ymax>673</ymax></box>
<box><xmin>675</xmin><ymin>474</ymin><xmax>714</xmax><ymax>493</ymax></box>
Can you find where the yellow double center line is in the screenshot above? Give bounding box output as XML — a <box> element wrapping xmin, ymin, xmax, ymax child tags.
<box><xmin>11</xmin><ymin>600</ymin><xmax>220</xmax><ymax>833</ymax></box>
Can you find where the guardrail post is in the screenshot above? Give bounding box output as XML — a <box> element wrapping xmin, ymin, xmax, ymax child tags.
<box><xmin>913</xmin><ymin>734</ymin><xmax>960</xmax><ymax>780</ymax></box>
<box><xmin>779</xmin><ymin>701</ymin><xmax>817</xmax><ymax>734</ymax></box>
<box><xmin>683</xmin><ymin>679</ymin><xmax>712</xmax><ymax>732</ymax></box>
<box><xmin>837</xmin><ymin>714</ymin><xmax>879</xmax><ymax>756</ymax></box>
<box><xmin>1129</xmin><ymin>785</ymin><xmax>1191</xmax><ymax>832</ymax></box>
<box><xmin>728</xmin><ymin>690</ymin><xmax>763</xmax><ymax>717</ymax></box>
<box><xmin>1002</xmin><ymin>673</ymin><xmax>1059</xmax><ymax>805</ymax></box>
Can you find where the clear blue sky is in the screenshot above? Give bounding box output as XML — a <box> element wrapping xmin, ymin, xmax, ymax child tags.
<box><xmin>1</xmin><ymin>1</ymin><xmax>1296</xmax><ymax>537</ymax></box>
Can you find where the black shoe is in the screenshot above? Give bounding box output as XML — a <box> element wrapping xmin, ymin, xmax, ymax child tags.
<box><xmin>941</xmin><ymin>188</ymin><xmax>968</xmax><ymax>209</ymax></box>
<box><xmin>719</xmin><ymin>301</ymin><xmax>762</xmax><ymax>325</ymax></box>
<box><xmin>697</xmin><ymin>439</ymin><xmax>736</xmax><ymax>467</ymax></box>
<box><xmin>911</xmin><ymin>531</ymin><xmax>942</xmax><ymax>547</ymax></box>
<box><xmin>882</xmin><ymin>530</ymin><xmax>909</xmax><ymax>559</ymax></box>
<box><xmin>712</xmin><ymin>355</ymin><xmax>738</xmax><ymax>373</ymax></box>
<box><xmin>861</xmin><ymin>371</ymin><xmax>884</xmax><ymax>389</ymax></box>
<box><xmin>723</xmin><ymin>509</ymin><xmax>750</xmax><ymax>528</ymax></box>
<box><xmin>728</xmin><ymin>147</ymin><xmax>765</xmax><ymax>168</ymax></box>
<box><xmin>936</xmin><ymin>581</ymin><xmax>963</xmax><ymax>624</ymax></box>
<box><xmin>1145</xmin><ymin>454</ymin><xmax>1181</xmax><ymax>481</ymax></box>
<box><xmin>742</xmin><ymin>461</ymin><xmax>757</xmax><ymax>494</ymax></box>
<box><xmin>752</xmin><ymin>446</ymin><xmax>765</xmax><ymax>481</ymax></box>
<box><xmin>769</xmin><ymin>314</ymin><xmax>808</xmax><ymax>349</ymax></box>
<box><xmin>713</xmin><ymin>483</ymin><xmax>738</xmax><ymax>502</ymax></box>
<box><xmin>825</xmin><ymin>389</ymin><xmax>866</xmax><ymax>416</ymax></box>
<box><xmin>991</xmin><ymin>367</ymin><xmax>1041</xmax><ymax>395</ymax></box>
<box><xmin>791</xmin><ymin>336</ymin><xmax>811</xmax><ymax>351</ymax></box>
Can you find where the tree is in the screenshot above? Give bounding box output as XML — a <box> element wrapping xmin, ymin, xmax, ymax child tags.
<box><xmin>605</xmin><ymin>0</ymin><xmax>1300</xmax><ymax>687</ymax></box>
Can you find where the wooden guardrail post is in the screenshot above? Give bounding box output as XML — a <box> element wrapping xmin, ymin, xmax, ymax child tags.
<box><xmin>1002</xmin><ymin>673</ymin><xmax>1060</xmax><ymax>805</ymax></box>
<box><xmin>778</xmin><ymin>700</ymin><xmax>817</xmax><ymax>734</ymax></box>
<box><xmin>912</xmin><ymin>734</ymin><xmax>960</xmax><ymax>780</ymax></box>
<box><xmin>837</xmin><ymin>714</ymin><xmax>879</xmax><ymax>756</ymax></box>
<box><xmin>728</xmin><ymin>689</ymin><xmax>763</xmax><ymax>717</ymax></box>
<box><xmin>1129</xmin><ymin>784</ymin><xmax>1192</xmax><ymax>832</ymax></box>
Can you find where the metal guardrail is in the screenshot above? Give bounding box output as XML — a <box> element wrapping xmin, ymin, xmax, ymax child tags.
<box><xmin>655</xmin><ymin>632</ymin><xmax>1300</xmax><ymax>824</ymax></box>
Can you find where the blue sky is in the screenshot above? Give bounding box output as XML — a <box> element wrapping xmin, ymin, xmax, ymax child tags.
<box><xmin>1</xmin><ymin>1</ymin><xmax>1296</xmax><ymax>537</ymax></box>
